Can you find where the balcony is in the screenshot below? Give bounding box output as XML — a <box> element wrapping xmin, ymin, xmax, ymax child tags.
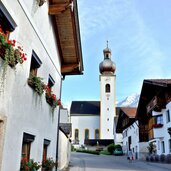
<box><xmin>152</xmin><ymin>123</ymin><xmax>163</xmax><ymax>128</ymax></box>
<box><xmin>147</xmin><ymin>96</ymin><xmax>166</xmax><ymax>114</ymax></box>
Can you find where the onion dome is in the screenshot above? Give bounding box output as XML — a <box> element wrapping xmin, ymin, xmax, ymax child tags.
<box><xmin>99</xmin><ymin>44</ymin><xmax>116</xmax><ymax>74</ymax></box>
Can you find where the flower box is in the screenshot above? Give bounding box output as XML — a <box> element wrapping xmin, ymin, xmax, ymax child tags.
<box><xmin>28</xmin><ymin>75</ymin><xmax>45</xmax><ymax>95</ymax></box>
<box><xmin>152</xmin><ymin>123</ymin><xmax>163</xmax><ymax>128</ymax></box>
<box><xmin>0</xmin><ymin>28</ymin><xmax>27</xmax><ymax>68</ymax></box>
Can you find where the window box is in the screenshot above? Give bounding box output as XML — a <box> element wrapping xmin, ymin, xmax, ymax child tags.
<box><xmin>0</xmin><ymin>29</ymin><xmax>27</xmax><ymax>68</ymax></box>
<box><xmin>152</xmin><ymin>123</ymin><xmax>163</xmax><ymax>128</ymax></box>
<box><xmin>27</xmin><ymin>74</ymin><xmax>45</xmax><ymax>95</ymax></box>
<box><xmin>45</xmin><ymin>85</ymin><xmax>61</xmax><ymax>111</ymax></box>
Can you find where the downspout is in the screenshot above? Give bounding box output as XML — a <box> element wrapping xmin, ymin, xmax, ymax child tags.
<box><xmin>56</xmin><ymin>78</ymin><xmax>62</xmax><ymax>171</ymax></box>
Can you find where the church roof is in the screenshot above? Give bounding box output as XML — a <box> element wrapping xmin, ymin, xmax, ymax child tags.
<box><xmin>70</xmin><ymin>101</ymin><xmax>100</xmax><ymax>115</ymax></box>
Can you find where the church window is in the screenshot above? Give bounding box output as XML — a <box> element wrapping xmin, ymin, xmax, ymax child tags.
<box><xmin>74</xmin><ymin>129</ymin><xmax>79</xmax><ymax>141</ymax></box>
<box><xmin>95</xmin><ymin>129</ymin><xmax>99</xmax><ymax>139</ymax></box>
<box><xmin>85</xmin><ymin>129</ymin><xmax>89</xmax><ymax>140</ymax></box>
<box><xmin>105</xmin><ymin>84</ymin><xmax>110</xmax><ymax>93</ymax></box>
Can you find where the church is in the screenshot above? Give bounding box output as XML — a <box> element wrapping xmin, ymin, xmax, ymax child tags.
<box><xmin>70</xmin><ymin>45</ymin><xmax>117</xmax><ymax>147</ymax></box>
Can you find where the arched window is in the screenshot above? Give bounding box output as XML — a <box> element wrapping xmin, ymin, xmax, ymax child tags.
<box><xmin>75</xmin><ymin>129</ymin><xmax>79</xmax><ymax>140</ymax></box>
<box><xmin>85</xmin><ymin>129</ymin><xmax>89</xmax><ymax>140</ymax></box>
<box><xmin>95</xmin><ymin>129</ymin><xmax>99</xmax><ymax>139</ymax></box>
<box><xmin>105</xmin><ymin>84</ymin><xmax>110</xmax><ymax>93</ymax></box>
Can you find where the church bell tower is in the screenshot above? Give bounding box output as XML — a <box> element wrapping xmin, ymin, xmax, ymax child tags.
<box><xmin>99</xmin><ymin>43</ymin><xmax>116</xmax><ymax>141</ymax></box>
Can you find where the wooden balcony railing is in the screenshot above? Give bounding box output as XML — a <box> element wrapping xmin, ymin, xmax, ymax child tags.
<box><xmin>147</xmin><ymin>96</ymin><xmax>166</xmax><ymax>114</ymax></box>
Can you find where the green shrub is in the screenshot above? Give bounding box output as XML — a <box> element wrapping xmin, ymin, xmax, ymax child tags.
<box><xmin>76</xmin><ymin>149</ymin><xmax>100</xmax><ymax>155</ymax></box>
<box><xmin>107</xmin><ymin>143</ymin><xmax>115</xmax><ymax>154</ymax></box>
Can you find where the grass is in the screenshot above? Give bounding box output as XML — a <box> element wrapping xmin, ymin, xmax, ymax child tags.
<box><xmin>100</xmin><ymin>150</ymin><xmax>111</xmax><ymax>155</ymax></box>
<box><xmin>76</xmin><ymin>149</ymin><xmax>100</xmax><ymax>155</ymax></box>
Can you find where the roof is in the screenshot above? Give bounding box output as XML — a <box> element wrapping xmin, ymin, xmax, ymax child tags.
<box><xmin>70</xmin><ymin>101</ymin><xmax>100</xmax><ymax>115</ymax></box>
<box><xmin>49</xmin><ymin>0</ymin><xmax>83</xmax><ymax>76</ymax></box>
<box><xmin>116</xmin><ymin>107</ymin><xmax>137</xmax><ymax>133</ymax></box>
<box><xmin>136</xmin><ymin>79</ymin><xmax>171</xmax><ymax>123</ymax></box>
<box><xmin>59</xmin><ymin>123</ymin><xmax>72</xmax><ymax>135</ymax></box>
<box><xmin>120</xmin><ymin>107</ymin><xmax>137</xmax><ymax>118</ymax></box>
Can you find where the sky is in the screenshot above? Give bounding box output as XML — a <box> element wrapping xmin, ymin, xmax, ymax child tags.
<box><xmin>61</xmin><ymin>0</ymin><xmax>171</xmax><ymax>108</ymax></box>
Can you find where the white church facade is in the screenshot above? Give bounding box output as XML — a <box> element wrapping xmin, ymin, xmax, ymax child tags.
<box><xmin>71</xmin><ymin>46</ymin><xmax>117</xmax><ymax>147</ymax></box>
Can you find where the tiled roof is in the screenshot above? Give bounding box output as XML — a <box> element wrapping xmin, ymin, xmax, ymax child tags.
<box><xmin>70</xmin><ymin>101</ymin><xmax>100</xmax><ymax>115</ymax></box>
<box><xmin>121</xmin><ymin>107</ymin><xmax>137</xmax><ymax>118</ymax></box>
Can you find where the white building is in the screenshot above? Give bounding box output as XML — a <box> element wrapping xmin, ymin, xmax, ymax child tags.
<box><xmin>137</xmin><ymin>79</ymin><xmax>171</xmax><ymax>156</ymax></box>
<box><xmin>58</xmin><ymin>108</ymin><xmax>71</xmax><ymax>170</ymax></box>
<box><xmin>0</xmin><ymin>0</ymin><xmax>83</xmax><ymax>170</ymax></box>
<box><xmin>116</xmin><ymin>107</ymin><xmax>148</xmax><ymax>159</ymax></box>
<box><xmin>70</xmin><ymin>46</ymin><xmax>117</xmax><ymax>147</ymax></box>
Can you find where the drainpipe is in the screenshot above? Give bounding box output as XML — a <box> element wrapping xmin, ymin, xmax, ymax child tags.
<box><xmin>56</xmin><ymin>78</ymin><xmax>62</xmax><ymax>171</ymax></box>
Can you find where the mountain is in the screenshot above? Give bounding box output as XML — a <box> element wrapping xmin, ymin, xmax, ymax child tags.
<box><xmin>117</xmin><ymin>93</ymin><xmax>140</xmax><ymax>107</ymax></box>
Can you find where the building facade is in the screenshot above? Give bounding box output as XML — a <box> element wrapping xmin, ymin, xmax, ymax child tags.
<box><xmin>0</xmin><ymin>0</ymin><xmax>83</xmax><ymax>170</ymax></box>
<box><xmin>99</xmin><ymin>46</ymin><xmax>116</xmax><ymax>140</ymax></box>
<box><xmin>136</xmin><ymin>79</ymin><xmax>171</xmax><ymax>156</ymax></box>
<box><xmin>71</xmin><ymin>46</ymin><xmax>117</xmax><ymax>147</ymax></box>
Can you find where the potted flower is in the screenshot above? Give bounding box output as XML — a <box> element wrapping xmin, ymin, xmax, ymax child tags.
<box><xmin>152</xmin><ymin>123</ymin><xmax>163</xmax><ymax>128</ymax></box>
<box><xmin>27</xmin><ymin>73</ymin><xmax>45</xmax><ymax>95</ymax></box>
<box><xmin>42</xmin><ymin>158</ymin><xmax>57</xmax><ymax>171</ymax></box>
<box><xmin>0</xmin><ymin>26</ymin><xmax>27</xmax><ymax>68</ymax></box>
<box><xmin>45</xmin><ymin>85</ymin><xmax>61</xmax><ymax>111</ymax></box>
<box><xmin>20</xmin><ymin>158</ymin><xmax>41</xmax><ymax>171</ymax></box>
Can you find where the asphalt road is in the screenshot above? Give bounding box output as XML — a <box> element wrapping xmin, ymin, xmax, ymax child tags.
<box><xmin>67</xmin><ymin>152</ymin><xmax>171</xmax><ymax>171</ymax></box>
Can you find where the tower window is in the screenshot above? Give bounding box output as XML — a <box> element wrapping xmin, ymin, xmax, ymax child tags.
<box><xmin>105</xmin><ymin>84</ymin><xmax>110</xmax><ymax>93</ymax></box>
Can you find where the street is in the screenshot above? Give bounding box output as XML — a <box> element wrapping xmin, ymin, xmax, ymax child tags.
<box><xmin>67</xmin><ymin>152</ymin><xmax>171</xmax><ymax>171</ymax></box>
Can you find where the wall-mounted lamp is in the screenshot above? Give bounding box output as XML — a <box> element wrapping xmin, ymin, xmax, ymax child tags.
<box><xmin>38</xmin><ymin>0</ymin><xmax>46</xmax><ymax>6</ymax></box>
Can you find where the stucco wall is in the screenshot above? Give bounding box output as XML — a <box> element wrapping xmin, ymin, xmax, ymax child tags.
<box><xmin>152</xmin><ymin>101</ymin><xmax>171</xmax><ymax>155</ymax></box>
<box><xmin>122</xmin><ymin>121</ymin><xmax>148</xmax><ymax>159</ymax></box>
<box><xmin>0</xmin><ymin>1</ymin><xmax>61</xmax><ymax>170</ymax></box>
<box><xmin>71</xmin><ymin>115</ymin><xmax>100</xmax><ymax>145</ymax></box>
<box><xmin>100</xmin><ymin>75</ymin><xmax>116</xmax><ymax>139</ymax></box>
<box><xmin>58</xmin><ymin>130</ymin><xmax>70</xmax><ymax>170</ymax></box>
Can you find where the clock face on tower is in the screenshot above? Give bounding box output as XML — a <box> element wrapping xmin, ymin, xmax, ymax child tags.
<box><xmin>105</xmin><ymin>77</ymin><xmax>111</xmax><ymax>82</ymax></box>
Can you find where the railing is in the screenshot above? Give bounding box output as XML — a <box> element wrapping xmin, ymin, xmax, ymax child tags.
<box><xmin>147</xmin><ymin>96</ymin><xmax>165</xmax><ymax>114</ymax></box>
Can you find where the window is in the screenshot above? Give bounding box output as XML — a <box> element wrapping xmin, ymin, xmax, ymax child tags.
<box><xmin>105</xmin><ymin>84</ymin><xmax>110</xmax><ymax>93</ymax></box>
<box><xmin>154</xmin><ymin>115</ymin><xmax>163</xmax><ymax>124</ymax></box>
<box><xmin>169</xmin><ymin>139</ymin><xmax>171</xmax><ymax>153</ymax></box>
<box><xmin>161</xmin><ymin>141</ymin><xmax>165</xmax><ymax>153</ymax></box>
<box><xmin>46</xmin><ymin>74</ymin><xmax>55</xmax><ymax>96</ymax></box>
<box><xmin>166</xmin><ymin>110</ymin><xmax>170</xmax><ymax>123</ymax></box>
<box><xmin>95</xmin><ymin>129</ymin><xmax>99</xmax><ymax>139</ymax></box>
<box><xmin>0</xmin><ymin>2</ymin><xmax>16</xmax><ymax>37</ymax></box>
<box><xmin>74</xmin><ymin>129</ymin><xmax>79</xmax><ymax>140</ymax></box>
<box><xmin>29</xmin><ymin>50</ymin><xmax>42</xmax><ymax>77</ymax></box>
<box><xmin>21</xmin><ymin>133</ymin><xmax>35</xmax><ymax>161</ymax></box>
<box><xmin>85</xmin><ymin>129</ymin><xmax>89</xmax><ymax>140</ymax></box>
<box><xmin>42</xmin><ymin>139</ymin><xmax>50</xmax><ymax>161</ymax></box>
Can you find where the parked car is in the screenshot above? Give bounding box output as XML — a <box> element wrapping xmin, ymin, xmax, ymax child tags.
<box><xmin>113</xmin><ymin>148</ymin><xmax>123</xmax><ymax>156</ymax></box>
